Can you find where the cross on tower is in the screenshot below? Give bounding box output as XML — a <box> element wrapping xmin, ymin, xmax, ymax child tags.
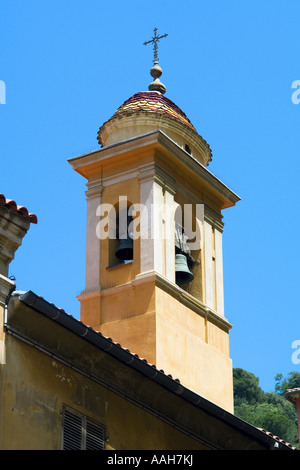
<box><xmin>144</xmin><ymin>28</ymin><xmax>168</xmax><ymax>63</ymax></box>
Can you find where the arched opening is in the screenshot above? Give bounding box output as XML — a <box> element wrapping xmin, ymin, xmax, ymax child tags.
<box><xmin>174</xmin><ymin>202</ymin><xmax>202</xmax><ymax>298</ymax></box>
<box><xmin>108</xmin><ymin>199</ymin><xmax>133</xmax><ymax>267</ymax></box>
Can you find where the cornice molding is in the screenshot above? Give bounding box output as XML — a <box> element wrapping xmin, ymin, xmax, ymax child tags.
<box><xmin>78</xmin><ymin>270</ymin><xmax>232</xmax><ymax>332</ymax></box>
<box><xmin>85</xmin><ymin>178</ymin><xmax>103</xmax><ymax>200</ymax></box>
<box><xmin>69</xmin><ymin>130</ymin><xmax>240</xmax><ymax>210</ymax></box>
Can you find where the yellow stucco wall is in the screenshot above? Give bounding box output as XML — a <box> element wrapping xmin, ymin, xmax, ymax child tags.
<box><xmin>156</xmin><ymin>288</ymin><xmax>233</xmax><ymax>411</ymax></box>
<box><xmin>79</xmin><ymin>274</ymin><xmax>233</xmax><ymax>412</ymax></box>
<box><xmin>0</xmin><ymin>334</ymin><xmax>207</xmax><ymax>450</ymax></box>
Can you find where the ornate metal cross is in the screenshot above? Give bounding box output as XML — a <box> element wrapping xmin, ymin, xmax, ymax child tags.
<box><xmin>143</xmin><ymin>28</ymin><xmax>168</xmax><ymax>63</ymax></box>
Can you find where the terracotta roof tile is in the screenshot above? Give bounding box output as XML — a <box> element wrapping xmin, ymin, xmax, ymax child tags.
<box><xmin>257</xmin><ymin>428</ymin><xmax>297</xmax><ymax>450</ymax></box>
<box><xmin>0</xmin><ymin>193</ymin><xmax>38</xmax><ymax>224</ymax></box>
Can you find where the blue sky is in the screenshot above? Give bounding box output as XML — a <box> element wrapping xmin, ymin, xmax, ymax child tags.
<box><xmin>1</xmin><ymin>0</ymin><xmax>299</xmax><ymax>393</ymax></box>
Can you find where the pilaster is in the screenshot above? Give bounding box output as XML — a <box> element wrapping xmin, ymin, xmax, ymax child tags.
<box><xmin>138</xmin><ymin>163</ymin><xmax>176</xmax><ymax>282</ymax></box>
<box><xmin>203</xmin><ymin>208</ymin><xmax>224</xmax><ymax>315</ymax></box>
<box><xmin>85</xmin><ymin>179</ymin><xmax>102</xmax><ymax>291</ymax></box>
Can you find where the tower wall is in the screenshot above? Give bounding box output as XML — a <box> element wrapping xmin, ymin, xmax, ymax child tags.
<box><xmin>70</xmin><ymin>129</ymin><xmax>239</xmax><ymax>413</ymax></box>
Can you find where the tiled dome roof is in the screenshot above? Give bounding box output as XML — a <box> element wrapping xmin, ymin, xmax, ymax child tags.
<box><xmin>116</xmin><ymin>92</ymin><xmax>194</xmax><ymax>129</ymax></box>
<box><xmin>97</xmin><ymin>91</ymin><xmax>198</xmax><ymax>146</ymax></box>
<box><xmin>97</xmin><ymin>86</ymin><xmax>212</xmax><ymax>166</ymax></box>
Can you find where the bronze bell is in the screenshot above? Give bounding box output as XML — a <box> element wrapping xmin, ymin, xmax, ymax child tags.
<box><xmin>115</xmin><ymin>236</ymin><xmax>133</xmax><ymax>261</ymax></box>
<box><xmin>175</xmin><ymin>253</ymin><xmax>194</xmax><ymax>285</ymax></box>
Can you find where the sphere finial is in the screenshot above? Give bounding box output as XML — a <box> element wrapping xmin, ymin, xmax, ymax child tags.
<box><xmin>148</xmin><ymin>61</ymin><xmax>166</xmax><ymax>94</ymax></box>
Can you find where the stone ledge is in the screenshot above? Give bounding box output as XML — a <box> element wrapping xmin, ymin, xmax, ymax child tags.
<box><xmin>78</xmin><ymin>270</ymin><xmax>232</xmax><ymax>332</ymax></box>
<box><xmin>0</xmin><ymin>205</ymin><xmax>31</xmax><ymax>276</ymax></box>
<box><xmin>0</xmin><ymin>273</ymin><xmax>15</xmax><ymax>306</ymax></box>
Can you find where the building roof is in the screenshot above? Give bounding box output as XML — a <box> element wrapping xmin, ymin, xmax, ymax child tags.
<box><xmin>107</xmin><ymin>91</ymin><xmax>197</xmax><ymax>132</ymax></box>
<box><xmin>97</xmin><ymin>91</ymin><xmax>212</xmax><ymax>165</ymax></box>
<box><xmin>7</xmin><ymin>289</ymin><xmax>296</xmax><ymax>451</ymax></box>
<box><xmin>0</xmin><ymin>193</ymin><xmax>37</xmax><ymax>224</ymax></box>
<box><xmin>285</xmin><ymin>388</ymin><xmax>300</xmax><ymax>403</ymax></box>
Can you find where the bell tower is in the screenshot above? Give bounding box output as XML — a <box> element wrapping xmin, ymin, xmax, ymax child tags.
<box><xmin>69</xmin><ymin>32</ymin><xmax>240</xmax><ymax>412</ymax></box>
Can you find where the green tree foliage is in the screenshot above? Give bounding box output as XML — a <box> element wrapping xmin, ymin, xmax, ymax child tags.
<box><xmin>233</xmin><ymin>369</ymin><xmax>299</xmax><ymax>448</ymax></box>
<box><xmin>275</xmin><ymin>371</ymin><xmax>300</xmax><ymax>394</ymax></box>
<box><xmin>233</xmin><ymin>368</ymin><xmax>264</xmax><ymax>405</ymax></box>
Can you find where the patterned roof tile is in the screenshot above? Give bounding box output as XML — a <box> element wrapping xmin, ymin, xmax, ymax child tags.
<box><xmin>106</xmin><ymin>91</ymin><xmax>197</xmax><ymax>132</ymax></box>
<box><xmin>97</xmin><ymin>91</ymin><xmax>212</xmax><ymax>165</ymax></box>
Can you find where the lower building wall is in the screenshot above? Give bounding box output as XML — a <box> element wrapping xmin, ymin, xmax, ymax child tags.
<box><xmin>0</xmin><ymin>334</ymin><xmax>208</xmax><ymax>450</ymax></box>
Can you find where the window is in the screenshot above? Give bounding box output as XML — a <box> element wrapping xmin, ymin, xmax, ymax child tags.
<box><xmin>62</xmin><ymin>407</ymin><xmax>105</xmax><ymax>450</ymax></box>
<box><xmin>185</xmin><ymin>144</ymin><xmax>191</xmax><ymax>154</ymax></box>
